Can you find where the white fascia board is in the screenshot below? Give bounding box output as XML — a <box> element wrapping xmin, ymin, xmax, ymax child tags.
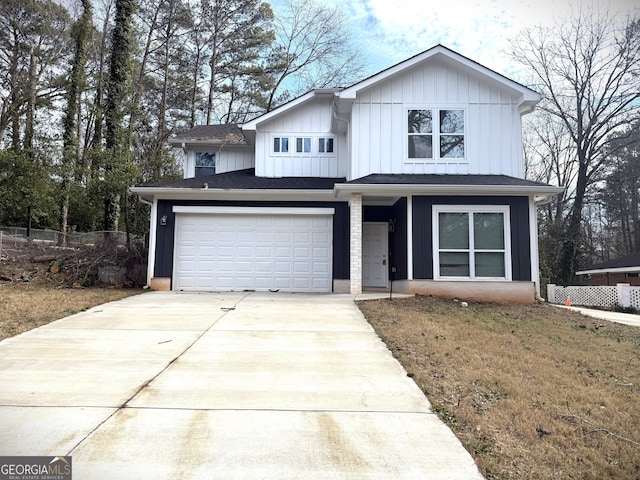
<box><xmin>242</xmin><ymin>89</ymin><xmax>340</xmax><ymax>131</ymax></box>
<box><xmin>576</xmin><ymin>266</ymin><xmax>640</xmax><ymax>276</ymax></box>
<box><xmin>333</xmin><ymin>183</ymin><xmax>564</xmax><ymax>200</ymax></box>
<box><xmin>130</xmin><ymin>186</ymin><xmax>337</xmax><ymax>203</ymax></box>
<box><xmin>167</xmin><ymin>138</ymin><xmax>250</xmax><ymax>147</ymax></box>
<box><xmin>173</xmin><ymin>206</ymin><xmax>335</xmax><ymax>215</ymax></box>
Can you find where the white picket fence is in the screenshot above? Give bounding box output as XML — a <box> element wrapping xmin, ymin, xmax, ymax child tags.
<box><xmin>547</xmin><ymin>283</ymin><xmax>640</xmax><ymax>310</ymax></box>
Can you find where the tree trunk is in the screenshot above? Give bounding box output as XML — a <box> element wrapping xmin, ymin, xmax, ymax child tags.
<box><xmin>23</xmin><ymin>49</ymin><xmax>37</xmax><ymax>153</ymax></box>
<box><xmin>558</xmin><ymin>162</ymin><xmax>588</xmax><ymax>284</ymax></box>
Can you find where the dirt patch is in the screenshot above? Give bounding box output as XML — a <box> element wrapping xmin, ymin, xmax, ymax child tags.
<box><xmin>357</xmin><ymin>295</ymin><xmax>640</xmax><ymax>480</ymax></box>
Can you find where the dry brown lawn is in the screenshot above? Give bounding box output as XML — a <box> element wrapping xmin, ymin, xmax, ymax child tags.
<box><xmin>0</xmin><ymin>283</ymin><xmax>141</xmax><ymax>341</ymax></box>
<box><xmin>0</xmin><ymin>240</ymin><xmax>143</xmax><ymax>341</ymax></box>
<box><xmin>358</xmin><ymin>295</ymin><xmax>640</xmax><ymax>480</ymax></box>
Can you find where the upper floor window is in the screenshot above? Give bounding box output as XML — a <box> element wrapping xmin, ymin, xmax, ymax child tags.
<box><xmin>408</xmin><ymin>109</ymin><xmax>464</xmax><ymax>160</ymax></box>
<box><xmin>273</xmin><ymin>137</ymin><xmax>289</xmax><ymax>153</ymax></box>
<box><xmin>296</xmin><ymin>137</ymin><xmax>311</xmax><ymax>153</ymax></box>
<box><xmin>195</xmin><ymin>152</ymin><xmax>216</xmax><ymax>177</ymax></box>
<box><xmin>271</xmin><ymin>135</ymin><xmax>336</xmax><ymax>155</ymax></box>
<box><xmin>318</xmin><ymin>137</ymin><xmax>334</xmax><ymax>154</ymax></box>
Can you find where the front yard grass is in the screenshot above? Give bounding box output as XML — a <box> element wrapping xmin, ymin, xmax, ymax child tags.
<box><xmin>0</xmin><ymin>283</ymin><xmax>141</xmax><ymax>341</ymax></box>
<box><xmin>357</xmin><ymin>295</ymin><xmax>640</xmax><ymax>480</ymax></box>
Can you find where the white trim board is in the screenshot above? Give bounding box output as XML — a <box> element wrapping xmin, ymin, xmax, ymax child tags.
<box><xmin>172</xmin><ymin>206</ymin><xmax>335</xmax><ymax>215</ymax></box>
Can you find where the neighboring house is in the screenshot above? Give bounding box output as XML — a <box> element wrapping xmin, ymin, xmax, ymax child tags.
<box><xmin>576</xmin><ymin>252</ymin><xmax>640</xmax><ymax>286</ymax></box>
<box><xmin>132</xmin><ymin>44</ymin><xmax>562</xmax><ymax>302</ymax></box>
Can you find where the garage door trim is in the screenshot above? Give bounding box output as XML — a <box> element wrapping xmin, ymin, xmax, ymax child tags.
<box><xmin>173</xmin><ymin>206</ymin><xmax>335</xmax><ymax>216</ymax></box>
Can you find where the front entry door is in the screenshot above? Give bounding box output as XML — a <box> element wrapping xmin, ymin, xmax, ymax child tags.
<box><xmin>363</xmin><ymin>222</ymin><xmax>388</xmax><ymax>288</ymax></box>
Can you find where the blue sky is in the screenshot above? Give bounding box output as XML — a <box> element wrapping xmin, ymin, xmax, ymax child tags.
<box><xmin>300</xmin><ymin>0</ymin><xmax>639</xmax><ymax>80</ymax></box>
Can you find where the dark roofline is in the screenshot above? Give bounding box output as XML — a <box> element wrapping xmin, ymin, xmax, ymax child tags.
<box><xmin>344</xmin><ymin>173</ymin><xmax>553</xmax><ymax>187</ymax></box>
<box><xmin>136</xmin><ymin>169</ymin><xmax>345</xmax><ymax>190</ymax></box>
<box><xmin>578</xmin><ymin>252</ymin><xmax>640</xmax><ymax>273</ymax></box>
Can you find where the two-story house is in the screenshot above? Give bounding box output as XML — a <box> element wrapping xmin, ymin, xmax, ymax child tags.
<box><xmin>132</xmin><ymin>45</ymin><xmax>562</xmax><ymax>303</ymax></box>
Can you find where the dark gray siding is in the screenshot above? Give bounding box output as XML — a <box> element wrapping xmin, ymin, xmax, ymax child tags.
<box><xmin>412</xmin><ymin>196</ymin><xmax>531</xmax><ymax>281</ymax></box>
<box><xmin>362</xmin><ymin>198</ymin><xmax>408</xmax><ymax>281</ymax></box>
<box><xmin>154</xmin><ymin>200</ymin><xmax>350</xmax><ymax>286</ymax></box>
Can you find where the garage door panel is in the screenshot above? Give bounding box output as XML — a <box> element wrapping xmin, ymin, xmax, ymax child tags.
<box><xmin>174</xmin><ymin>212</ymin><xmax>332</xmax><ymax>292</ymax></box>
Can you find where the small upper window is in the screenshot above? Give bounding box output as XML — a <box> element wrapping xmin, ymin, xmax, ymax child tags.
<box><xmin>273</xmin><ymin>137</ymin><xmax>289</xmax><ymax>153</ymax></box>
<box><xmin>296</xmin><ymin>137</ymin><xmax>311</xmax><ymax>153</ymax></box>
<box><xmin>318</xmin><ymin>138</ymin><xmax>334</xmax><ymax>154</ymax></box>
<box><xmin>195</xmin><ymin>152</ymin><xmax>216</xmax><ymax>177</ymax></box>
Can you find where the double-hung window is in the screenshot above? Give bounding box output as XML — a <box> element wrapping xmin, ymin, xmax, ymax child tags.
<box><xmin>195</xmin><ymin>152</ymin><xmax>216</xmax><ymax>177</ymax></box>
<box><xmin>408</xmin><ymin>109</ymin><xmax>464</xmax><ymax>160</ymax></box>
<box><xmin>433</xmin><ymin>205</ymin><xmax>510</xmax><ymax>280</ymax></box>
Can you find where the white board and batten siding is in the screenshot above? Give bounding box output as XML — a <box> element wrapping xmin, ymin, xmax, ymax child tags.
<box><xmin>255</xmin><ymin>97</ymin><xmax>348</xmax><ymax>178</ymax></box>
<box><xmin>184</xmin><ymin>147</ymin><xmax>254</xmax><ymax>177</ymax></box>
<box><xmin>173</xmin><ymin>207</ymin><xmax>334</xmax><ymax>293</ymax></box>
<box><xmin>216</xmin><ymin>148</ymin><xmax>255</xmax><ymax>174</ymax></box>
<box><xmin>350</xmin><ymin>58</ymin><xmax>525</xmax><ymax>180</ymax></box>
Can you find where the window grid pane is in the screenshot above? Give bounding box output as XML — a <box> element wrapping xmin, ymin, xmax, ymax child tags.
<box><xmin>408</xmin><ymin>136</ymin><xmax>432</xmax><ymax>159</ymax></box>
<box><xmin>440</xmin><ymin>252</ymin><xmax>470</xmax><ymax>277</ymax></box>
<box><xmin>408</xmin><ymin>110</ymin><xmax>432</xmax><ymax>133</ymax></box>
<box><xmin>439</xmin><ymin>213</ymin><xmax>469</xmax><ymax>249</ymax></box>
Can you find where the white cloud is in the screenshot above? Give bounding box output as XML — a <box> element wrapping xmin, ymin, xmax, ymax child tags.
<box><xmin>332</xmin><ymin>0</ymin><xmax>639</xmax><ymax>77</ymax></box>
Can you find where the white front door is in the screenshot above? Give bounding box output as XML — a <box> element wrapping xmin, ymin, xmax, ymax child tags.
<box><xmin>363</xmin><ymin>222</ymin><xmax>388</xmax><ymax>288</ymax></box>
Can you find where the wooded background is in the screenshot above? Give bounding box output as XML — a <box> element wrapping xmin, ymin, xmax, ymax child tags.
<box><xmin>0</xmin><ymin>0</ymin><xmax>638</xmax><ymax>285</ymax></box>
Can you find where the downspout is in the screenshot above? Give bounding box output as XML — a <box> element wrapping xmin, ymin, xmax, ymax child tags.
<box><xmin>332</xmin><ymin>102</ymin><xmax>351</xmax><ymax>180</ymax></box>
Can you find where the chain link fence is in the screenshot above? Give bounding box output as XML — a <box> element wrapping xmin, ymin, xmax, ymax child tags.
<box><xmin>0</xmin><ymin>227</ymin><xmax>144</xmax><ymax>261</ymax></box>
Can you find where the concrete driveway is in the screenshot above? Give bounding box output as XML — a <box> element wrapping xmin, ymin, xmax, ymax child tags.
<box><xmin>0</xmin><ymin>292</ymin><xmax>483</xmax><ymax>479</ymax></box>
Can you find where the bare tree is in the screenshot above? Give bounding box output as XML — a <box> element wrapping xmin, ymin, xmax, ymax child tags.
<box><xmin>265</xmin><ymin>0</ymin><xmax>366</xmax><ymax>111</ymax></box>
<box><xmin>511</xmin><ymin>5</ymin><xmax>640</xmax><ymax>283</ymax></box>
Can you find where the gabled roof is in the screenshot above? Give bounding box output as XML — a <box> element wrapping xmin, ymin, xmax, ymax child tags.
<box><xmin>338</xmin><ymin>44</ymin><xmax>540</xmax><ymax>110</ymax></box>
<box><xmin>241</xmin><ymin>89</ymin><xmax>340</xmax><ymax>131</ymax></box>
<box><xmin>168</xmin><ymin>124</ymin><xmax>248</xmax><ymax>146</ymax></box>
<box><xmin>577</xmin><ymin>252</ymin><xmax>640</xmax><ymax>275</ymax></box>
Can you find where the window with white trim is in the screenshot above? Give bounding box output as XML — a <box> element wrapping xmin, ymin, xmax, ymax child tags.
<box><xmin>318</xmin><ymin>137</ymin><xmax>334</xmax><ymax>154</ymax></box>
<box><xmin>296</xmin><ymin>137</ymin><xmax>311</xmax><ymax>153</ymax></box>
<box><xmin>195</xmin><ymin>152</ymin><xmax>216</xmax><ymax>176</ymax></box>
<box><xmin>408</xmin><ymin>109</ymin><xmax>464</xmax><ymax>160</ymax></box>
<box><xmin>433</xmin><ymin>205</ymin><xmax>510</xmax><ymax>280</ymax></box>
<box><xmin>273</xmin><ymin>137</ymin><xmax>289</xmax><ymax>153</ymax></box>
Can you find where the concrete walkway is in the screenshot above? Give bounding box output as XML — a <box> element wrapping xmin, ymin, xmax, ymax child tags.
<box><xmin>0</xmin><ymin>291</ymin><xmax>483</xmax><ymax>479</ymax></box>
<box><xmin>554</xmin><ymin>304</ymin><xmax>640</xmax><ymax>327</ymax></box>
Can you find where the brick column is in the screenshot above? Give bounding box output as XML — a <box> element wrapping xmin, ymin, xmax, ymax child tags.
<box><xmin>350</xmin><ymin>194</ymin><xmax>363</xmax><ymax>295</ymax></box>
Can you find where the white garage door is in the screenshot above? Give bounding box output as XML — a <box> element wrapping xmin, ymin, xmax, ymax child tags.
<box><xmin>173</xmin><ymin>209</ymin><xmax>333</xmax><ymax>292</ymax></box>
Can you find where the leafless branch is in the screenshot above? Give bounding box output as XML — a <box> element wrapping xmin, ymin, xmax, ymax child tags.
<box><xmin>553</xmin><ymin>402</ymin><xmax>640</xmax><ymax>447</ymax></box>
